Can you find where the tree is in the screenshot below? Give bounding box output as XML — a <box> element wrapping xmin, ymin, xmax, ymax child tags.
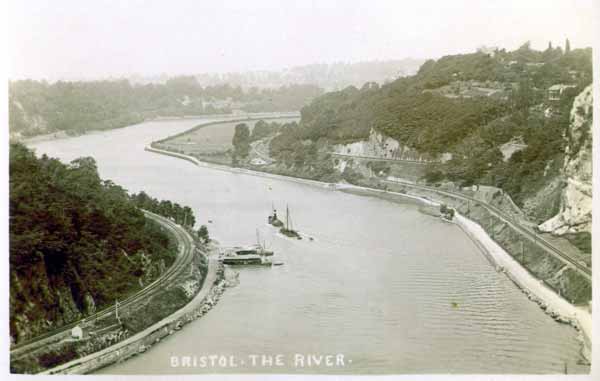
<box><xmin>565</xmin><ymin>38</ymin><xmax>571</xmax><ymax>54</ymax></box>
<box><xmin>9</xmin><ymin>144</ymin><xmax>178</xmax><ymax>344</ymax></box>
<box><xmin>250</xmin><ymin>120</ymin><xmax>280</xmax><ymax>141</ymax></box>
<box><xmin>197</xmin><ymin>225</ymin><xmax>210</xmax><ymax>243</ymax></box>
<box><xmin>182</xmin><ymin>206</ymin><xmax>195</xmax><ymax>227</ymax></box>
<box><xmin>511</xmin><ymin>78</ymin><xmax>535</xmax><ymax>124</ymax></box>
<box><xmin>232</xmin><ymin>123</ymin><xmax>251</xmax><ymax>158</ymax></box>
<box><xmin>518</xmin><ymin>41</ymin><xmax>531</xmax><ymax>52</ymax></box>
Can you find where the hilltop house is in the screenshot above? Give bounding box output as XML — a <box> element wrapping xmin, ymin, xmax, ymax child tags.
<box><xmin>548</xmin><ymin>84</ymin><xmax>576</xmax><ymax>101</ymax></box>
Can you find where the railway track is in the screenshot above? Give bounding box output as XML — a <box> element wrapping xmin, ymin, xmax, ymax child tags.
<box><xmin>10</xmin><ymin>210</ymin><xmax>196</xmax><ymax>359</ymax></box>
<box><xmin>330</xmin><ymin>152</ymin><xmax>440</xmax><ymax>165</ymax></box>
<box><xmin>381</xmin><ymin>179</ymin><xmax>591</xmax><ymax>280</ymax></box>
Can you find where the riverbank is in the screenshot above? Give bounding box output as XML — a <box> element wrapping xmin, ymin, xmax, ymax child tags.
<box><xmin>41</xmin><ymin>255</ymin><xmax>226</xmax><ymax>375</ymax></box>
<box><xmin>454</xmin><ymin>215</ymin><xmax>592</xmax><ymax>363</ymax></box>
<box><xmin>145</xmin><ymin>145</ymin><xmax>592</xmax><ymax>363</ymax></box>
<box><xmin>17</xmin><ymin>112</ymin><xmax>300</xmax><ymax>146</ymax></box>
<box><xmin>17</xmin><ymin>214</ymin><xmax>230</xmax><ymax>375</ymax></box>
<box><xmin>10</xmin><ymin>210</ymin><xmax>203</xmax><ymax>373</ymax></box>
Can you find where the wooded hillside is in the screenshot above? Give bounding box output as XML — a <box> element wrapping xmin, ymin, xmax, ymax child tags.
<box><xmin>9</xmin><ymin>144</ymin><xmax>194</xmax><ymax>342</ymax></box>
<box><xmin>9</xmin><ymin>78</ymin><xmax>322</xmax><ymax>137</ymax></box>
<box><xmin>270</xmin><ymin>43</ymin><xmax>592</xmax><ymax>206</ymax></box>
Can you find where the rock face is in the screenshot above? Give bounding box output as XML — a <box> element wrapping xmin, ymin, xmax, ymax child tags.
<box><xmin>84</xmin><ymin>293</ymin><xmax>97</xmax><ymax>315</ymax></box>
<box><xmin>539</xmin><ymin>85</ymin><xmax>593</xmax><ymax>234</ymax></box>
<box><xmin>331</xmin><ymin>128</ymin><xmax>449</xmax><ymax>162</ymax></box>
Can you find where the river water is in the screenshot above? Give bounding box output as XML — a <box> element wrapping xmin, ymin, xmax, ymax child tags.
<box><xmin>30</xmin><ymin>117</ymin><xmax>588</xmax><ymax>374</ymax></box>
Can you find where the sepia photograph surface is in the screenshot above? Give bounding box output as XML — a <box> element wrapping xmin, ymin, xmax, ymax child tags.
<box><xmin>3</xmin><ymin>0</ymin><xmax>598</xmax><ymax>378</ymax></box>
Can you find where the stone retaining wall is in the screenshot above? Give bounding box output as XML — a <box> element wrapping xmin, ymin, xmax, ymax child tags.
<box><xmin>42</xmin><ymin>259</ymin><xmax>224</xmax><ymax>375</ymax></box>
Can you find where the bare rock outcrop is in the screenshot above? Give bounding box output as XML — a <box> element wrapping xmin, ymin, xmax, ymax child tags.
<box><xmin>331</xmin><ymin>128</ymin><xmax>449</xmax><ymax>162</ymax></box>
<box><xmin>539</xmin><ymin>85</ymin><xmax>593</xmax><ymax>234</ymax></box>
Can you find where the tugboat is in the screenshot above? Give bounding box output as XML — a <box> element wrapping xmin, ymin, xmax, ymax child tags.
<box><xmin>279</xmin><ymin>205</ymin><xmax>302</xmax><ymax>240</ymax></box>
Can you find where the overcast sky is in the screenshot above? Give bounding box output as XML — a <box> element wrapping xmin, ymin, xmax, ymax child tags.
<box><xmin>8</xmin><ymin>0</ymin><xmax>595</xmax><ymax>81</ymax></box>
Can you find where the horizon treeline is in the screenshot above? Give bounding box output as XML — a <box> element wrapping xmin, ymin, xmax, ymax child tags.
<box><xmin>8</xmin><ymin>78</ymin><xmax>322</xmax><ymax>137</ymax></box>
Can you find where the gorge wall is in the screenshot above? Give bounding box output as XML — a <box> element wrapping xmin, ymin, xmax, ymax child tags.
<box><xmin>539</xmin><ymin>85</ymin><xmax>593</xmax><ymax>235</ymax></box>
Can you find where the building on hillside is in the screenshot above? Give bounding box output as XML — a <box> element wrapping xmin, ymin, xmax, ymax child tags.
<box><xmin>71</xmin><ymin>325</ymin><xmax>83</xmax><ymax>340</ymax></box>
<box><xmin>548</xmin><ymin>84</ymin><xmax>576</xmax><ymax>101</ymax></box>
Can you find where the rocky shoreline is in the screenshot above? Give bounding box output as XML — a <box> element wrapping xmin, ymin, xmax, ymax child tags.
<box><xmin>454</xmin><ymin>215</ymin><xmax>591</xmax><ymax>364</ymax></box>
<box><xmin>40</xmin><ymin>254</ymin><xmax>230</xmax><ymax>375</ymax></box>
<box><xmin>134</xmin><ymin>263</ymin><xmax>232</xmax><ymax>356</ymax></box>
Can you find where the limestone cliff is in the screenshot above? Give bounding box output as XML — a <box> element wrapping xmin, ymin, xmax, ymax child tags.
<box><xmin>331</xmin><ymin>128</ymin><xmax>450</xmax><ymax>162</ymax></box>
<box><xmin>539</xmin><ymin>85</ymin><xmax>593</xmax><ymax>235</ymax></box>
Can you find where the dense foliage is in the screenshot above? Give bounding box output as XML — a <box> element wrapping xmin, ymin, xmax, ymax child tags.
<box><xmin>270</xmin><ymin>43</ymin><xmax>592</xmax><ymax>205</ymax></box>
<box><xmin>197</xmin><ymin>225</ymin><xmax>210</xmax><ymax>243</ymax></box>
<box><xmin>9</xmin><ymin>144</ymin><xmax>185</xmax><ymax>341</ymax></box>
<box><xmin>275</xmin><ymin>77</ymin><xmax>508</xmax><ymax>154</ymax></box>
<box><xmin>250</xmin><ymin>120</ymin><xmax>282</xmax><ymax>141</ymax></box>
<box><xmin>232</xmin><ymin>123</ymin><xmax>251</xmax><ymax>160</ymax></box>
<box><xmin>130</xmin><ymin>191</ymin><xmax>196</xmax><ymax>228</ymax></box>
<box><xmin>416</xmin><ymin>42</ymin><xmax>591</xmax><ymax>89</ymax></box>
<box><xmin>9</xmin><ymin>78</ymin><xmax>322</xmax><ymax>137</ymax></box>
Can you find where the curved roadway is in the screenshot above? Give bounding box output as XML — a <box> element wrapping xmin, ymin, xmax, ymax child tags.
<box><xmin>10</xmin><ymin>210</ymin><xmax>196</xmax><ymax>359</ymax></box>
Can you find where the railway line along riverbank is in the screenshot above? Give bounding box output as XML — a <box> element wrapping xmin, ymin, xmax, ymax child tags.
<box><xmin>145</xmin><ymin>139</ymin><xmax>592</xmax><ymax>362</ymax></box>
<box><xmin>11</xmin><ymin>211</ymin><xmax>226</xmax><ymax>374</ymax></box>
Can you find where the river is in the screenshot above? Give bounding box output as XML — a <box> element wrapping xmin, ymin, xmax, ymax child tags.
<box><xmin>30</xmin><ymin>117</ymin><xmax>588</xmax><ymax>374</ymax></box>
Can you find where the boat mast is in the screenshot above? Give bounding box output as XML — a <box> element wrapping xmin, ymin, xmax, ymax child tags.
<box><xmin>286</xmin><ymin>204</ymin><xmax>290</xmax><ymax>230</ymax></box>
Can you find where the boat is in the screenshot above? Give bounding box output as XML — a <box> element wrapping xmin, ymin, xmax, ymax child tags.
<box><xmin>219</xmin><ymin>230</ymin><xmax>279</xmax><ymax>266</ymax></box>
<box><xmin>279</xmin><ymin>205</ymin><xmax>302</xmax><ymax>240</ymax></box>
<box><xmin>267</xmin><ymin>206</ymin><xmax>284</xmax><ymax>227</ymax></box>
<box><xmin>219</xmin><ymin>251</ymin><xmax>279</xmax><ymax>266</ymax></box>
<box><xmin>230</xmin><ymin>244</ymin><xmax>274</xmax><ymax>257</ymax></box>
<box><xmin>221</xmin><ymin>254</ymin><xmax>265</xmax><ymax>265</ymax></box>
